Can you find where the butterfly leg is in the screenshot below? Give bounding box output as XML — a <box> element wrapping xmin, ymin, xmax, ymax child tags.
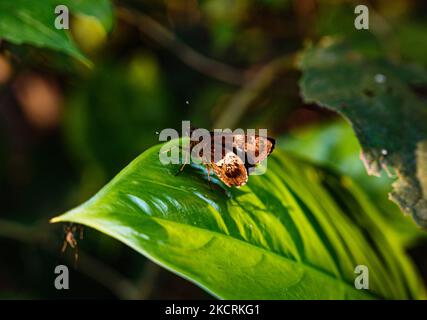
<box><xmin>175</xmin><ymin>145</ymin><xmax>190</xmax><ymax>176</ymax></box>
<box><xmin>160</xmin><ymin>145</ymin><xmax>180</xmax><ymax>154</ymax></box>
<box><xmin>175</xmin><ymin>163</ymin><xmax>187</xmax><ymax>176</ymax></box>
<box><xmin>61</xmin><ymin>224</ymin><xmax>69</xmax><ymax>253</ymax></box>
<box><xmin>61</xmin><ymin>224</ymin><xmax>75</xmax><ymax>252</ymax></box>
<box><xmin>61</xmin><ymin>239</ymin><xmax>68</xmax><ymax>253</ymax></box>
<box><xmin>161</xmin><ymin>144</ymin><xmax>182</xmax><ymax>175</ymax></box>
<box><xmin>205</xmin><ymin>165</ymin><xmax>213</xmax><ymax>191</ymax></box>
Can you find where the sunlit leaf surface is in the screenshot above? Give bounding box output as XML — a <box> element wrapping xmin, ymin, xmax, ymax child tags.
<box><xmin>52</xmin><ymin>141</ymin><xmax>425</xmax><ymax>299</ymax></box>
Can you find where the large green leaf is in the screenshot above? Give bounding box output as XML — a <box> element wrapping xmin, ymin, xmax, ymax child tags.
<box><xmin>0</xmin><ymin>0</ymin><xmax>113</xmax><ymax>63</ymax></box>
<box><xmin>51</xmin><ymin>140</ymin><xmax>425</xmax><ymax>299</ymax></box>
<box><xmin>299</xmin><ymin>39</ymin><xmax>427</xmax><ymax>228</ymax></box>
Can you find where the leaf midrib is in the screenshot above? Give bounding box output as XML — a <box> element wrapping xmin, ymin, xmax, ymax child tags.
<box><xmin>151</xmin><ymin>213</ymin><xmax>378</xmax><ymax>299</ymax></box>
<box><xmin>66</xmin><ymin>201</ymin><xmax>378</xmax><ymax>299</ymax></box>
<box><xmin>108</xmin><ymin>159</ymin><xmax>379</xmax><ymax>298</ymax></box>
<box><xmin>55</xmin><ymin>146</ymin><xmax>380</xmax><ymax>299</ymax></box>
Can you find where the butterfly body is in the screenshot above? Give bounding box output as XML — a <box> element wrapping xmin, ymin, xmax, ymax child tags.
<box><xmin>184</xmin><ymin>130</ymin><xmax>275</xmax><ymax>187</ymax></box>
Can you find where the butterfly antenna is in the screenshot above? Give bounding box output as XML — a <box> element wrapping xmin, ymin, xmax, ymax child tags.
<box><xmin>160</xmin><ymin>145</ymin><xmax>181</xmax><ymax>154</ymax></box>
<box><xmin>206</xmin><ymin>165</ymin><xmax>214</xmax><ymax>191</ymax></box>
<box><xmin>175</xmin><ymin>163</ymin><xmax>187</xmax><ymax>176</ymax></box>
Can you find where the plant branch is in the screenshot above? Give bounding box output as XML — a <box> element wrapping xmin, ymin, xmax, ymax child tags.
<box><xmin>213</xmin><ymin>54</ymin><xmax>297</xmax><ymax>128</ymax></box>
<box><xmin>116</xmin><ymin>7</ymin><xmax>246</xmax><ymax>86</ymax></box>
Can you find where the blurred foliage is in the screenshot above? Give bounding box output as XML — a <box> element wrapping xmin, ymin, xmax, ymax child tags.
<box><xmin>281</xmin><ymin>121</ymin><xmax>426</xmax><ymax>245</ymax></box>
<box><xmin>0</xmin><ymin>0</ymin><xmax>111</xmax><ymax>65</ymax></box>
<box><xmin>64</xmin><ymin>53</ymin><xmax>175</xmax><ymax>196</ymax></box>
<box><xmin>299</xmin><ymin>40</ymin><xmax>427</xmax><ymax>227</ymax></box>
<box><xmin>63</xmin><ymin>0</ymin><xmax>113</xmax><ymax>31</ymax></box>
<box><xmin>1</xmin><ymin>0</ymin><xmax>427</xmax><ymax>299</ymax></box>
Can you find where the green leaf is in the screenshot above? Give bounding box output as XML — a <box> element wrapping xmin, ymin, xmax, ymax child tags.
<box><xmin>394</xmin><ymin>21</ymin><xmax>427</xmax><ymax>66</ymax></box>
<box><xmin>0</xmin><ymin>0</ymin><xmax>85</xmax><ymax>63</ymax></box>
<box><xmin>280</xmin><ymin>120</ymin><xmax>426</xmax><ymax>246</ymax></box>
<box><xmin>0</xmin><ymin>0</ymin><xmax>113</xmax><ymax>64</ymax></box>
<box><xmin>51</xmin><ymin>140</ymin><xmax>425</xmax><ymax>299</ymax></box>
<box><xmin>299</xmin><ymin>39</ymin><xmax>427</xmax><ymax>228</ymax></box>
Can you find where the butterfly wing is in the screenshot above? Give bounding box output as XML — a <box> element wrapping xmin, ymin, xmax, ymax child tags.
<box><xmin>231</xmin><ymin>134</ymin><xmax>275</xmax><ymax>165</ymax></box>
<box><xmin>188</xmin><ymin>130</ymin><xmax>275</xmax><ymax>187</ymax></box>
<box><xmin>212</xmin><ymin>151</ymin><xmax>248</xmax><ymax>187</ymax></box>
<box><xmin>210</xmin><ymin>132</ymin><xmax>275</xmax><ymax>161</ymax></box>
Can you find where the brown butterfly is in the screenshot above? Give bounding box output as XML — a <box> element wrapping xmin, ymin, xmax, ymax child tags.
<box><xmin>177</xmin><ymin>130</ymin><xmax>275</xmax><ymax>187</ymax></box>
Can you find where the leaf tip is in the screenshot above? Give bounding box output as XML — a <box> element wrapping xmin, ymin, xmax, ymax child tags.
<box><xmin>49</xmin><ymin>216</ymin><xmax>63</xmax><ymax>224</ymax></box>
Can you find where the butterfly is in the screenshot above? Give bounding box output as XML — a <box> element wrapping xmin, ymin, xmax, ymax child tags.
<box><xmin>177</xmin><ymin>130</ymin><xmax>275</xmax><ymax>187</ymax></box>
